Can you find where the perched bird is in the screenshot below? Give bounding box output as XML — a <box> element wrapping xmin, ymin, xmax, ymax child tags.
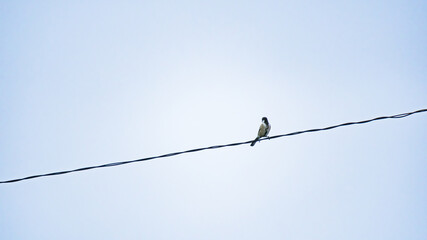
<box><xmin>250</xmin><ymin>117</ymin><xmax>271</xmax><ymax>146</ymax></box>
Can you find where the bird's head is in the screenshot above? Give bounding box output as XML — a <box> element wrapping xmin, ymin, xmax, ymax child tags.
<box><xmin>262</xmin><ymin>117</ymin><xmax>268</xmax><ymax>123</ymax></box>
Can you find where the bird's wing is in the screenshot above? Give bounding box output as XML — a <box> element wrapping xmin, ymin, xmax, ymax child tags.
<box><xmin>258</xmin><ymin>123</ymin><xmax>267</xmax><ymax>137</ymax></box>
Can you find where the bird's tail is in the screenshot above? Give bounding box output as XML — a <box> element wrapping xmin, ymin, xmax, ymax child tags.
<box><xmin>250</xmin><ymin>137</ymin><xmax>260</xmax><ymax>147</ymax></box>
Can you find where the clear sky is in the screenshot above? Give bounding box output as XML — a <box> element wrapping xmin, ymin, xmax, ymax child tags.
<box><xmin>1</xmin><ymin>1</ymin><xmax>426</xmax><ymax>239</ymax></box>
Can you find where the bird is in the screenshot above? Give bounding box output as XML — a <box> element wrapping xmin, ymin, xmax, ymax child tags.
<box><xmin>250</xmin><ymin>117</ymin><xmax>271</xmax><ymax>146</ymax></box>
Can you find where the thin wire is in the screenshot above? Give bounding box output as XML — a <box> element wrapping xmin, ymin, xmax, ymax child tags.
<box><xmin>1</xmin><ymin>108</ymin><xmax>426</xmax><ymax>184</ymax></box>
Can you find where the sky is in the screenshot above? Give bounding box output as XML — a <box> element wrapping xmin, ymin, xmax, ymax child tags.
<box><xmin>0</xmin><ymin>1</ymin><xmax>426</xmax><ymax>239</ymax></box>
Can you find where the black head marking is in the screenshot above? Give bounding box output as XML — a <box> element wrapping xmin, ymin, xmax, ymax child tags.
<box><xmin>262</xmin><ymin>117</ymin><xmax>268</xmax><ymax>123</ymax></box>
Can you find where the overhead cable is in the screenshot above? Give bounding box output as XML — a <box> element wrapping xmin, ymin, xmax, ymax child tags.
<box><xmin>0</xmin><ymin>108</ymin><xmax>425</xmax><ymax>184</ymax></box>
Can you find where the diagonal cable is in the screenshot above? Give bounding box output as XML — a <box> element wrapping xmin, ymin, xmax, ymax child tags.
<box><xmin>0</xmin><ymin>108</ymin><xmax>426</xmax><ymax>184</ymax></box>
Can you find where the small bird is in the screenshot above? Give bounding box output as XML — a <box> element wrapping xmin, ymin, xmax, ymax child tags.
<box><xmin>250</xmin><ymin>117</ymin><xmax>271</xmax><ymax>146</ymax></box>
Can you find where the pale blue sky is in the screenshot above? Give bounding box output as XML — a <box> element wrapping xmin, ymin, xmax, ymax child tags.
<box><xmin>1</xmin><ymin>1</ymin><xmax>426</xmax><ymax>239</ymax></box>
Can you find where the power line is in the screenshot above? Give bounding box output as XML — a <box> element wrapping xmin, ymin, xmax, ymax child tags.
<box><xmin>1</xmin><ymin>108</ymin><xmax>426</xmax><ymax>184</ymax></box>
